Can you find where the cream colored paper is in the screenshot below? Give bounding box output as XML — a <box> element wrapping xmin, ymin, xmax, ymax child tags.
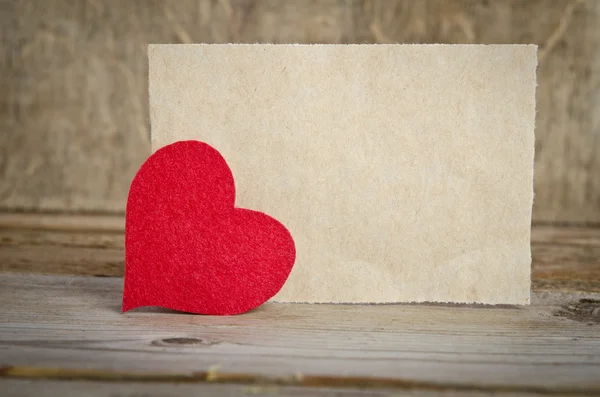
<box><xmin>149</xmin><ymin>44</ymin><xmax>536</xmax><ymax>305</ymax></box>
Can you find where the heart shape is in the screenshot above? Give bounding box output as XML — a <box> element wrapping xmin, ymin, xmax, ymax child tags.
<box><xmin>123</xmin><ymin>140</ymin><xmax>296</xmax><ymax>315</ymax></box>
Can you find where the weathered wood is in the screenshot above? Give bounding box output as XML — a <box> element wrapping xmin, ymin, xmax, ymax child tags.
<box><xmin>531</xmin><ymin>225</ymin><xmax>600</xmax><ymax>246</ymax></box>
<box><xmin>0</xmin><ymin>212</ymin><xmax>124</xmax><ymax>232</ymax></box>
<box><xmin>2</xmin><ymin>216</ymin><xmax>599</xmax><ymax>292</ymax></box>
<box><xmin>0</xmin><ymin>273</ymin><xmax>599</xmax><ymax>395</ymax></box>
<box><xmin>0</xmin><ymin>244</ymin><xmax>123</xmax><ymax>277</ymax></box>
<box><xmin>2</xmin><ymin>379</ymin><xmax>331</xmax><ymax>397</ymax></box>
<box><xmin>531</xmin><ymin>224</ymin><xmax>600</xmax><ymax>292</ymax></box>
<box><xmin>1</xmin><ymin>1</ymin><xmax>599</xmax><ymax>223</ymax></box>
<box><xmin>0</xmin><ymin>379</ymin><xmax>549</xmax><ymax>397</ymax></box>
<box><xmin>0</xmin><ymin>214</ymin><xmax>599</xmax><ymax>395</ymax></box>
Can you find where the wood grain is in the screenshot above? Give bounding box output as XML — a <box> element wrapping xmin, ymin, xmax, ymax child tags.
<box><xmin>1</xmin><ymin>379</ymin><xmax>550</xmax><ymax>397</ymax></box>
<box><xmin>0</xmin><ymin>214</ymin><xmax>599</xmax><ymax>395</ymax></box>
<box><xmin>1</xmin><ymin>214</ymin><xmax>599</xmax><ymax>292</ymax></box>
<box><xmin>0</xmin><ymin>212</ymin><xmax>124</xmax><ymax>232</ymax></box>
<box><xmin>1</xmin><ymin>273</ymin><xmax>599</xmax><ymax>396</ymax></box>
<box><xmin>0</xmin><ymin>0</ymin><xmax>599</xmax><ymax>222</ymax></box>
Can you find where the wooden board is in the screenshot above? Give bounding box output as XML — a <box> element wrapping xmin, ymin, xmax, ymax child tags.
<box><xmin>1</xmin><ymin>273</ymin><xmax>600</xmax><ymax>396</ymax></box>
<box><xmin>2</xmin><ymin>379</ymin><xmax>552</xmax><ymax>397</ymax></box>
<box><xmin>1</xmin><ymin>214</ymin><xmax>599</xmax><ymax>395</ymax></box>
<box><xmin>1</xmin><ymin>214</ymin><xmax>599</xmax><ymax>293</ymax></box>
<box><xmin>2</xmin><ymin>379</ymin><xmax>565</xmax><ymax>397</ymax></box>
<box><xmin>1</xmin><ymin>1</ymin><xmax>600</xmax><ymax>223</ymax></box>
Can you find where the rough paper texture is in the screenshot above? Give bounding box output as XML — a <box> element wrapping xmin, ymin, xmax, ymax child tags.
<box><xmin>149</xmin><ymin>44</ymin><xmax>536</xmax><ymax>305</ymax></box>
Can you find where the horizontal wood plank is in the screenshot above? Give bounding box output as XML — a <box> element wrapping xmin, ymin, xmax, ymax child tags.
<box><xmin>1</xmin><ymin>215</ymin><xmax>599</xmax><ymax>292</ymax></box>
<box><xmin>5</xmin><ymin>379</ymin><xmax>577</xmax><ymax>397</ymax></box>
<box><xmin>1</xmin><ymin>378</ymin><xmax>548</xmax><ymax>397</ymax></box>
<box><xmin>1</xmin><ymin>214</ymin><xmax>599</xmax><ymax>394</ymax></box>
<box><xmin>0</xmin><ymin>212</ymin><xmax>124</xmax><ymax>232</ymax></box>
<box><xmin>1</xmin><ymin>274</ymin><xmax>599</xmax><ymax>395</ymax></box>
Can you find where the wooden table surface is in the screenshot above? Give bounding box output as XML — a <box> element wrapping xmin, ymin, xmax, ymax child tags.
<box><xmin>1</xmin><ymin>213</ymin><xmax>599</xmax><ymax>396</ymax></box>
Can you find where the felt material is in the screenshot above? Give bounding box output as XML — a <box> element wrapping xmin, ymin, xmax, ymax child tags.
<box><xmin>149</xmin><ymin>44</ymin><xmax>537</xmax><ymax>305</ymax></box>
<box><xmin>123</xmin><ymin>140</ymin><xmax>296</xmax><ymax>315</ymax></box>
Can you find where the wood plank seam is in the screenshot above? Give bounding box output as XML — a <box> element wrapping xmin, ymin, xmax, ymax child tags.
<box><xmin>2</xmin><ymin>366</ymin><xmax>600</xmax><ymax>396</ymax></box>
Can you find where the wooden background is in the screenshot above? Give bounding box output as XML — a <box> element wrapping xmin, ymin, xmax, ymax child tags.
<box><xmin>1</xmin><ymin>0</ymin><xmax>599</xmax><ymax>223</ymax></box>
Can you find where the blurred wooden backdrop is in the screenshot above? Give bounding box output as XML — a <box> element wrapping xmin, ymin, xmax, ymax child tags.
<box><xmin>0</xmin><ymin>0</ymin><xmax>598</xmax><ymax>223</ymax></box>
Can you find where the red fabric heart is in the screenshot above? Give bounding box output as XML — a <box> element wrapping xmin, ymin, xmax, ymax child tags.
<box><xmin>123</xmin><ymin>140</ymin><xmax>296</xmax><ymax>315</ymax></box>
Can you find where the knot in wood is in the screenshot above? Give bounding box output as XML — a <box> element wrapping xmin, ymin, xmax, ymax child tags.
<box><xmin>152</xmin><ymin>337</ymin><xmax>216</xmax><ymax>346</ymax></box>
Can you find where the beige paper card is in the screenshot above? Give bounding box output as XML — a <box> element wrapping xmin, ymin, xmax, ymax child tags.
<box><xmin>149</xmin><ymin>44</ymin><xmax>536</xmax><ymax>305</ymax></box>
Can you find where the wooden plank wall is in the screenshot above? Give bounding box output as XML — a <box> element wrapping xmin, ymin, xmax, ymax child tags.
<box><xmin>1</xmin><ymin>0</ymin><xmax>599</xmax><ymax>223</ymax></box>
